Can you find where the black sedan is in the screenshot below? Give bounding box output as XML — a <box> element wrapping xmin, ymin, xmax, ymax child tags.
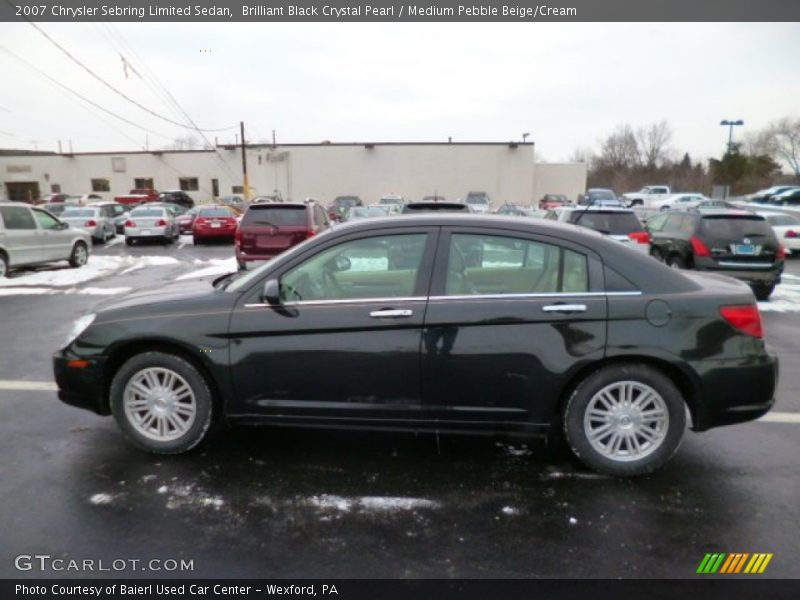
<box><xmin>54</xmin><ymin>214</ymin><xmax>778</xmax><ymax>476</ymax></box>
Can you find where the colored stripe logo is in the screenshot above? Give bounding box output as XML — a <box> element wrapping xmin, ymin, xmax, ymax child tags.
<box><xmin>697</xmin><ymin>553</ymin><xmax>773</xmax><ymax>574</ymax></box>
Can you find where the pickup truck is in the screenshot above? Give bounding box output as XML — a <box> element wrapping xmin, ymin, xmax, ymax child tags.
<box><xmin>622</xmin><ymin>185</ymin><xmax>671</xmax><ymax>207</ymax></box>
<box><xmin>114</xmin><ymin>188</ymin><xmax>159</xmax><ymax>206</ymax></box>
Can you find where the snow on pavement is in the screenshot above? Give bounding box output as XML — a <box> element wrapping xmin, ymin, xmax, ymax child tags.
<box><xmin>175</xmin><ymin>257</ymin><xmax>238</xmax><ymax>280</ymax></box>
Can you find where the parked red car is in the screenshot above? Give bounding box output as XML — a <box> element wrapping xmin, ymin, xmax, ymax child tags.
<box><xmin>176</xmin><ymin>207</ymin><xmax>199</xmax><ymax>234</ymax></box>
<box><xmin>115</xmin><ymin>188</ymin><xmax>159</xmax><ymax>207</ymax></box>
<box><xmin>235</xmin><ymin>202</ymin><xmax>330</xmax><ymax>269</ymax></box>
<box><xmin>191</xmin><ymin>205</ymin><xmax>238</xmax><ymax>244</ymax></box>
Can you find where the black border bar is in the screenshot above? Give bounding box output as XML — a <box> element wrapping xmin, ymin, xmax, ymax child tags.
<box><xmin>2</xmin><ymin>0</ymin><xmax>800</xmax><ymax>22</ymax></box>
<box><xmin>4</xmin><ymin>579</ymin><xmax>800</xmax><ymax>600</ymax></box>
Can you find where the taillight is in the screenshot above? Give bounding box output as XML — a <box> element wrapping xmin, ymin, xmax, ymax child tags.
<box><xmin>195</xmin><ymin>217</ymin><xmax>207</xmax><ymax>226</ymax></box>
<box><xmin>776</xmin><ymin>245</ymin><xmax>786</xmax><ymax>260</ymax></box>
<box><xmin>628</xmin><ymin>231</ymin><xmax>651</xmax><ymax>244</ymax></box>
<box><xmin>719</xmin><ymin>305</ymin><xmax>763</xmax><ymax>338</ymax></box>
<box><xmin>786</xmin><ymin>230</ymin><xmax>798</xmax><ymax>238</ymax></box>
<box><xmin>125</xmin><ymin>220</ymin><xmax>134</xmax><ymax>228</ymax></box>
<box><xmin>690</xmin><ymin>236</ymin><xmax>711</xmax><ymax>257</ymax></box>
<box><xmin>85</xmin><ymin>219</ymin><xmax>97</xmax><ymax>227</ymax></box>
<box><xmin>156</xmin><ymin>219</ymin><xmax>167</xmax><ymax>227</ymax></box>
<box><xmin>306</xmin><ymin>229</ymin><xmax>317</xmax><ymax>239</ymax></box>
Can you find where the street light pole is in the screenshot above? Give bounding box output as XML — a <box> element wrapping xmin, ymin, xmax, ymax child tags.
<box><xmin>522</xmin><ymin>132</ymin><xmax>530</xmax><ymax>144</ymax></box>
<box><xmin>720</xmin><ymin>119</ymin><xmax>744</xmax><ymax>154</ymax></box>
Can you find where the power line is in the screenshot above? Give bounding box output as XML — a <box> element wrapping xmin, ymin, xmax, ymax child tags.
<box><xmin>0</xmin><ymin>46</ymin><xmax>174</xmax><ymax>142</ymax></box>
<box><xmin>27</xmin><ymin>20</ymin><xmax>236</xmax><ymax>133</ymax></box>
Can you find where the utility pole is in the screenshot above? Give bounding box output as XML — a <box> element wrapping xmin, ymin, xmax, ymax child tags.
<box><xmin>240</xmin><ymin>121</ymin><xmax>250</xmax><ymax>201</ymax></box>
<box><xmin>272</xmin><ymin>129</ymin><xmax>276</xmax><ymax>146</ymax></box>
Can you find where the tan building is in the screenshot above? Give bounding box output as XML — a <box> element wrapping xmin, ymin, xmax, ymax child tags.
<box><xmin>1</xmin><ymin>143</ymin><xmax>587</xmax><ymax>206</ymax></box>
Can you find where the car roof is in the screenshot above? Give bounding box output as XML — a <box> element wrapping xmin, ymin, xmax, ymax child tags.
<box><xmin>560</xmin><ymin>205</ymin><xmax>634</xmax><ymax>213</ymax></box>
<box><xmin>694</xmin><ymin>208</ymin><xmax>765</xmax><ymax>218</ymax></box>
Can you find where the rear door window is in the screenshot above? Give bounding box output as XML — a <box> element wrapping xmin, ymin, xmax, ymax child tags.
<box><xmin>569</xmin><ymin>211</ymin><xmax>642</xmax><ymax>235</ymax></box>
<box><xmin>445</xmin><ymin>233</ymin><xmax>588</xmax><ymax>295</ymax></box>
<box><xmin>0</xmin><ymin>206</ymin><xmax>37</xmax><ymax>230</ymax></box>
<box><xmin>700</xmin><ymin>216</ymin><xmax>772</xmax><ymax>239</ymax></box>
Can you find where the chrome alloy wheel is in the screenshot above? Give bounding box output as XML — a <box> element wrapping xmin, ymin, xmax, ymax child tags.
<box><xmin>73</xmin><ymin>244</ymin><xmax>88</xmax><ymax>266</ymax></box>
<box><xmin>583</xmin><ymin>381</ymin><xmax>669</xmax><ymax>462</ymax></box>
<box><xmin>123</xmin><ymin>367</ymin><xmax>197</xmax><ymax>442</ymax></box>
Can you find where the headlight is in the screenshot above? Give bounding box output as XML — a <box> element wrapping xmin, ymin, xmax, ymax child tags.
<box><xmin>64</xmin><ymin>313</ymin><xmax>95</xmax><ymax>348</ymax></box>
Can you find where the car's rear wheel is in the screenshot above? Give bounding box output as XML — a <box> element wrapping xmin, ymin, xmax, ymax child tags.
<box><xmin>753</xmin><ymin>283</ymin><xmax>775</xmax><ymax>301</ymax></box>
<box><xmin>0</xmin><ymin>252</ymin><xmax>8</xmax><ymax>278</ymax></box>
<box><xmin>110</xmin><ymin>352</ymin><xmax>214</xmax><ymax>454</ymax></box>
<box><xmin>193</xmin><ymin>235</ymin><xmax>200</xmax><ymax>245</ymax></box>
<box><xmin>125</xmin><ymin>238</ymin><xmax>134</xmax><ymax>246</ymax></box>
<box><xmin>68</xmin><ymin>241</ymin><xmax>88</xmax><ymax>268</ymax></box>
<box><xmin>667</xmin><ymin>254</ymin><xmax>688</xmax><ymax>269</ymax></box>
<box><xmin>237</xmin><ymin>260</ymin><xmax>247</xmax><ymax>271</ymax></box>
<box><xmin>563</xmin><ymin>364</ymin><xmax>686</xmax><ymax>476</ymax></box>
<box><xmin>650</xmin><ymin>247</ymin><xmax>664</xmax><ymax>262</ymax></box>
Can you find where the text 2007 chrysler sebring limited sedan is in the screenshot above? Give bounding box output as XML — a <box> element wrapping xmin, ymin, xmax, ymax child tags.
<box><xmin>54</xmin><ymin>214</ymin><xmax>778</xmax><ymax>476</ymax></box>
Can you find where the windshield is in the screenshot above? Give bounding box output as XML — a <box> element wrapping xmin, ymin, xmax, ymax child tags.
<box><xmin>701</xmin><ymin>216</ymin><xmax>772</xmax><ymax>238</ymax></box>
<box><xmin>62</xmin><ymin>208</ymin><xmax>96</xmax><ymax>218</ymax></box>
<box><xmin>334</xmin><ymin>197</ymin><xmax>359</xmax><ymax>208</ymax></box>
<box><xmin>466</xmin><ymin>197</ymin><xmax>489</xmax><ymax>204</ymax></box>
<box><xmin>379</xmin><ymin>197</ymin><xmax>402</xmax><ymax>205</ymax></box>
<box><xmin>130</xmin><ymin>208</ymin><xmax>166</xmax><ymax>217</ymax></box>
<box><xmin>198</xmin><ymin>207</ymin><xmax>235</xmax><ymax>217</ymax></box>
<box><xmin>570</xmin><ymin>211</ymin><xmax>642</xmax><ymax>234</ymax></box>
<box><xmin>766</xmin><ymin>215</ymin><xmax>799</xmax><ymax>227</ymax></box>
<box><xmin>589</xmin><ymin>190</ymin><xmax>617</xmax><ymax>200</ymax></box>
<box><xmin>242</xmin><ymin>206</ymin><xmax>306</xmax><ymax>226</ymax></box>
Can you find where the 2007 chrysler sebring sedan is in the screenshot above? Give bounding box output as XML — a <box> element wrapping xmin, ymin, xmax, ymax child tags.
<box><xmin>54</xmin><ymin>214</ymin><xmax>778</xmax><ymax>476</ymax></box>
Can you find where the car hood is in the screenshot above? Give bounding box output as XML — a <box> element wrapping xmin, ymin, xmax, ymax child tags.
<box><xmin>94</xmin><ymin>279</ymin><xmax>221</xmax><ymax>315</ymax></box>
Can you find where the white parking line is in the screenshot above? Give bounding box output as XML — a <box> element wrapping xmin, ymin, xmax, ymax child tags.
<box><xmin>0</xmin><ymin>378</ymin><xmax>799</xmax><ymax>424</ymax></box>
<box><xmin>0</xmin><ymin>380</ymin><xmax>58</xmax><ymax>391</ymax></box>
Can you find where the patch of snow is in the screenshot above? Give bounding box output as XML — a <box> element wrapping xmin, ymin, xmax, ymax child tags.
<box><xmin>176</xmin><ymin>257</ymin><xmax>238</xmax><ymax>280</ymax></box>
<box><xmin>156</xmin><ymin>485</ymin><xmax>168</xmax><ymax>494</ymax></box>
<box><xmin>141</xmin><ymin>474</ymin><xmax>157</xmax><ymax>483</ymax></box>
<box><xmin>501</xmin><ymin>506</ymin><xmax>520</xmax><ymax>516</ymax></box>
<box><xmin>89</xmin><ymin>493</ymin><xmax>114</xmax><ymax>505</ymax></box>
<box><xmin>75</xmin><ymin>287</ymin><xmax>132</xmax><ymax>295</ymax></box>
<box><xmin>568</xmin><ymin>517</ymin><xmax>578</xmax><ymax>525</ymax></box>
<box><xmin>0</xmin><ymin>287</ymin><xmax>57</xmax><ymax>296</ymax></box>
<box><xmin>305</xmin><ymin>494</ymin><xmax>439</xmax><ymax>513</ymax></box>
<box><xmin>496</xmin><ymin>442</ymin><xmax>532</xmax><ymax>457</ymax></box>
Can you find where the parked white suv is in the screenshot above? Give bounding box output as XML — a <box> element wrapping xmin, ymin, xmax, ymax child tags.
<box><xmin>622</xmin><ymin>185</ymin><xmax>671</xmax><ymax>207</ymax></box>
<box><xmin>0</xmin><ymin>202</ymin><xmax>92</xmax><ymax>278</ymax></box>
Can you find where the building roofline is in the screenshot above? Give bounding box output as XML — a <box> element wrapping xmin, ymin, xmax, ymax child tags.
<box><xmin>0</xmin><ymin>141</ymin><xmax>534</xmax><ymax>158</ymax></box>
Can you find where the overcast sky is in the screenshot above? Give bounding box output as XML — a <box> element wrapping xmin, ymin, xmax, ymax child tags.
<box><xmin>0</xmin><ymin>22</ymin><xmax>798</xmax><ymax>163</ymax></box>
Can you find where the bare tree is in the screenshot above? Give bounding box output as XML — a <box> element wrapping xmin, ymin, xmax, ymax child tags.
<box><xmin>596</xmin><ymin>124</ymin><xmax>640</xmax><ymax>170</ymax></box>
<box><xmin>759</xmin><ymin>117</ymin><xmax>800</xmax><ymax>177</ymax></box>
<box><xmin>636</xmin><ymin>120</ymin><xmax>673</xmax><ymax>168</ymax></box>
<box><xmin>568</xmin><ymin>146</ymin><xmax>595</xmax><ymax>166</ymax></box>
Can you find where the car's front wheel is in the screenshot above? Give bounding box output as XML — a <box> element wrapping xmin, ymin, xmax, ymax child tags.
<box><xmin>563</xmin><ymin>363</ymin><xmax>686</xmax><ymax>476</ymax></box>
<box><xmin>68</xmin><ymin>241</ymin><xmax>89</xmax><ymax>268</ymax></box>
<box><xmin>110</xmin><ymin>352</ymin><xmax>214</xmax><ymax>454</ymax></box>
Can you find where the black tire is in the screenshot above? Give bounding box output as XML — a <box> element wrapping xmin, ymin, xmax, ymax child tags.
<box><xmin>125</xmin><ymin>238</ymin><xmax>134</xmax><ymax>246</ymax></box>
<box><xmin>650</xmin><ymin>247</ymin><xmax>664</xmax><ymax>262</ymax></box>
<box><xmin>562</xmin><ymin>363</ymin><xmax>686</xmax><ymax>477</ymax></box>
<box><xmin>68</xmin><ymin>241</ymin><xmax>89</xmax><ymax>268</ymax></box>
<box><xmin>667</xmin><ymin>254</ymin><xmax>688</xmax><ymax>269</ymax></box>
<box><xmin>193</xmin><ymin>236</ymin><xmax>200</xmax><ymax>245</ymax></box>
<box><xmin>237</xmin><ymin>260</ymin><xmax>247</xmax><ymax>271</ymax></box>
<box><xmin>753</xmin><ymin>284</ymin><xmax>775</xmax><ymax>301</ymax></box>
<box><xmin>110</xmin><ymin>352</ymin><xmax>214</xmax><ymax>454</ymax></box>
<box><xmin>0</xmin><ymin>252</ymin><xmax>8</xmax><ymax>278</ymax></box>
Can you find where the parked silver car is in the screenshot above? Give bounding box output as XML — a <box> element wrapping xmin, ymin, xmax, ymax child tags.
<box><xmin>89</xmin><ymin>201</ymin><xmax>130</xmax><ymax>234</ymax></box>
<box><xmin>124</xmin><ymin>205</ymin><xmax>179</xmax><ymax>245</ymax></box>
<box><xmin>0</xmin><ymin>202</ymin><xmax>91</xmax><ymax>278</ymax></box>
<box><xmin>60</xmin><ymin>205</ymin><xmax>117</xmax><ymax>243</ymax></box>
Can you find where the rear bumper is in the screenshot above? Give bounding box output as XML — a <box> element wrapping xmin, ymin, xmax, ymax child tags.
<box><xmin>195</xmin><ymin>227</ymin><xmax>237</xmax><ymax>238</ymax></box>
<box><xmin>53</xmin><ymin>350</ymin><xmax>109</xmax><ymax>415</ymax></box>
<box><xmin>693</xmin><ymin>258</ymin><xmax>782</xmax><ymax>287</ymax></box>
<box><xmin>691</xmin><ymin>352</ymin><xmax>779</xmax><ymax>431</ymax></box>
<box><xmin>236</xmin><ymin>248</ymin><xmax>286</xmax><ymax>261</ymax></box>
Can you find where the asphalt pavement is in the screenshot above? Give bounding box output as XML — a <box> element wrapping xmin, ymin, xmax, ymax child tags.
<box><xmin>1</xmin><ymin>238</ymin><xmax>799</xmax><ymax>578</ymax></box>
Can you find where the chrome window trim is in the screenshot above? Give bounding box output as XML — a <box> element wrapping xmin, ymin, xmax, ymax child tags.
<box><xmin>243</xmin><ymin>291</ymin><xmax>640</xmax><ymax>308</ymax></box>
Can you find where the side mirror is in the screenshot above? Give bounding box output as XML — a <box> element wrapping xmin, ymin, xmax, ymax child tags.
<box><xmin>59</xmin><ymin>222</ymin><xmax>69</xmax><ymax>230</ymax></box>
<box><xmin>262</xmin><ymin>279</ymin><xmax>281</xmax><ymax>305</ymax></box>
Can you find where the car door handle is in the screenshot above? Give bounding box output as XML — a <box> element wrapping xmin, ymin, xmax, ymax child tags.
<box><xmin>542</xmin><ymin>304</ymin><xmax>587</xmax><ymax>313</ymax></box>
<box><xmin>369</xmin><ymin>309</ymin><xmax>413</xmax><ymax>319</ymax></box>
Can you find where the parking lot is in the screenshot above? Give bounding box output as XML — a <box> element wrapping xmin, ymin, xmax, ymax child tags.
<box><xmin>1</xmin><ymin>235</ymin><xmax>800</xmax><ymax>578</ymax></box>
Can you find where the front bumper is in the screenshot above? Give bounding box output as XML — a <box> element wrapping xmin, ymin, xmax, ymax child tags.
<box><xmin>53</xmin><ymin>350</ymin><xmax>109</xmax><ymax>415</ymax></box>
<box><xmin>691</xmin><ymin>351</ymin><xmax>779</xmax><ymax>430</ymax></box>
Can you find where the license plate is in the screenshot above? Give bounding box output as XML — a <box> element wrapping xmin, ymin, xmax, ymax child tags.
<box><xmin>141</xmin><ymin>229</ymin><xmax>151</xmax><ymax>236</ymax></box>
<box><xmin>211</xmin><ymin>222</ymin><xmax>221</xmax><ymax>228</ymax></box>
<box><xmin>735</xmin><ymin>244</ymin><xmax>755</xmax><ymax>255</ymax></box>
